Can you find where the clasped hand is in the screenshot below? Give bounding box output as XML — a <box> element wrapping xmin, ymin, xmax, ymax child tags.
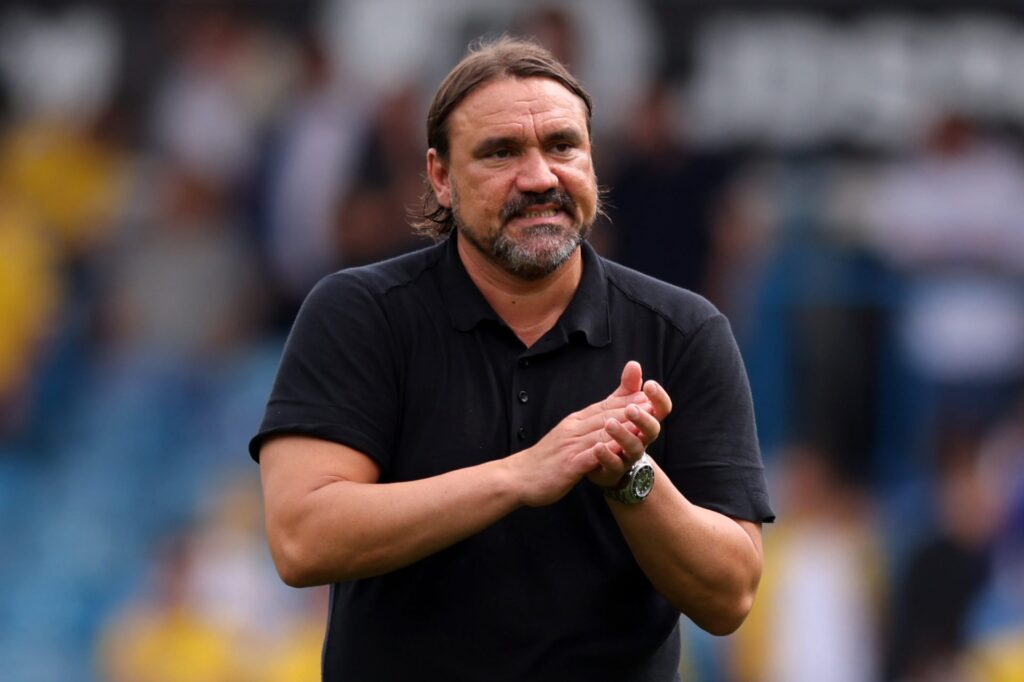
<box><xmin>509</xmin><ymin>361</ymin><xmax>673</xmax><ymax>507</ymax></box>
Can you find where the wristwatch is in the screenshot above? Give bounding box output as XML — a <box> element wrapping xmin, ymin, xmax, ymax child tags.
<box><xmin>603</xmin><ymin>453</ymin><xmax>655</xmax><ymax>505</ymax></box>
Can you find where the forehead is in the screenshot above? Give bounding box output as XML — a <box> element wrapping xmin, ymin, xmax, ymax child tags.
<box><xmin>446</xmin><ymin>76</ymin><xmax>588</xmax><ymax>144</ymax></box>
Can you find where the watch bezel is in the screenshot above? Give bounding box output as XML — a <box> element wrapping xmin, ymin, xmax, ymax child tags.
<box><xmin>604</xmin><ymin>453</ymin><xmax>655</xmax><ymax>504</ymax></box>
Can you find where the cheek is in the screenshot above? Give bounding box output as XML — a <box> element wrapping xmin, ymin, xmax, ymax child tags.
<box><xmin>453</xmin><ymin>174</ymin><xmax>508</xmax><ymax>222</ymax></box>
<box><xmin>564</xmin><ymin>168</ymin><xmax>599</xmax><ymax>220</ymax></box>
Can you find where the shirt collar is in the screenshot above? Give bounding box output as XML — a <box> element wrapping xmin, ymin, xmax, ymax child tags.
<box><xmin>438</xmin><ymin>231</ymin><xmax>503</xmax><ymax>332</ymax></box>
<box><xmin>438</xmin><ymin>231</ymin><xmax>611</xmax><ymax>348</ymax></box>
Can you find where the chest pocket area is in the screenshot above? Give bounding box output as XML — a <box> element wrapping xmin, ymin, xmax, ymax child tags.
<box><xmin>388</xmin><ymin>361</ymin><xmax>510</xmax><ymax>481</ymax></box>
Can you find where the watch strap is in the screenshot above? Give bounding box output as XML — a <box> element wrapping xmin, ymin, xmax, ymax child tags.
<box><xmin>603</xmin><ymin>453</ymin><xmax>654</xmax><ymax>505</ymax></box>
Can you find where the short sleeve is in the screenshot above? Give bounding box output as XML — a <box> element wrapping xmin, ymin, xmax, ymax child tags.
<box><xmin>661</xmin><ymin>314</ymin><xmax>775</xmax><ymax>523</ymax></box>
<box><xmin>248</xmin><ymin>273</ymin><xmax>400</xmax><ymax>467</ymax></box>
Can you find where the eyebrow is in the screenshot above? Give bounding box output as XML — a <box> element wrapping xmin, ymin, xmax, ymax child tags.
<box><xmin>471</xmin><ymin>128</ymin><xmax>585</xmax><ymax>158</ymax></box>
<box><xmin>472</xmin><ymin>135</ymin><xmax>522</xmax><ymax>158</ymax></box>
<box><xmin>543</xmin><ymin>128</ymin><xmax>584</xmax><ymax>146</ymax></box>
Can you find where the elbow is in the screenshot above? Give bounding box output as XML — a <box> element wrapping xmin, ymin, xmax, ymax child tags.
<box><xmin>692</xmin><ymin>589</ymin><xmax>756</xmax><ymax>636</ymax></box>
<box><xmin>267</xmin><ymin>520</ymin><xmax>375</xmax><ymax>586</ymax></box>
<box><xmin>268</xmin><ymin>532</ymin><xmax>325</xmax><ymax>587</ymax></box>
<box><xmin>276</xmin><ymin>559</ymin><xmax>321</xmax><ymax>589</ymax></box>
<box><xmin>267</xmin><ymin>518</ymin><xmax>361</xmax><ymax>587</ymax></box>
<box><xmin>674</xmin><ymin>567</ymin><xmax>760</xmax><ymax>637</ymax></box>
<box><xmin>696</xmin><ymin>547</ymin><xmax>763</xmax><ymax>636</ymax></box>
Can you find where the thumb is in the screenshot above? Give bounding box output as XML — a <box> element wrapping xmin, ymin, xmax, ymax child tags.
<box><xmin>613</xmin><ymin>360</ymin><xmax>643</xmax><ymax>396</ymax></box>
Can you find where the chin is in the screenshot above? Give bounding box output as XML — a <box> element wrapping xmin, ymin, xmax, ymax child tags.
<box><xmin>494</xmin><ymin>230</ymin><xmax>583</xmax><ymax>279</ymax></box>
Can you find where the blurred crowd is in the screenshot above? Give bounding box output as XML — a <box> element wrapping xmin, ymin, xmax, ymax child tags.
<box><xmin>0</xmin><ymin>1</ymin><xmax>1023</xmax><ymax>681</ymax></box>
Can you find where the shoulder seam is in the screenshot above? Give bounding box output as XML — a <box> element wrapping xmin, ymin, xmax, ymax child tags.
<box><xmin>604</xmin><ymin>267</ymin><xmax>722</xmax><ymax>339</ymax></box>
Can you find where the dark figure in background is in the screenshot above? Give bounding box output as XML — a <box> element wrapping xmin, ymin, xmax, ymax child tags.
<box><xmin>607</xmin><ymin>81</ymin><xmax>735</xmax><ymax>294</ymax></box>
<box><xmin>886</xmin><ymin>425</ymin><xmax>997</xmax><ymax>681</ymax></box>
<box><xmin>335</xmin><ymin>82</ymin><xmax>428</xmax><ymax>267</ymax></box>
<box><xmin>252</xmin><ymin>37</ymin><xmax>772</xmax><ymax>681</ymax></box>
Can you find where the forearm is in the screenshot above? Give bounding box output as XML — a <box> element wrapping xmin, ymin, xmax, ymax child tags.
<box><xmin>607</xmin><ymin>462</ymin><xmax>763</xmax><ymax>635</ymax></box>
<box><xmin>261</xmin><ymin>385</ymin><xmax>652</xmax><ymax>587</ymax></box>
<box><xmin>265</xmin><ymin>457</ymin><xmax>521</xmax><ymax>586</ymax></box>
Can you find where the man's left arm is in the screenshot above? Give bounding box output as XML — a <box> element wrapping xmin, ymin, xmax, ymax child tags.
<box><xmin>609</xmin><ymin>459</ymin><xmax>763</xmax><ymax>636</ymax></box>
<box><xmin>592</xmin><ymin>371</ymin><xmax>765</xmax><ymax>636</ymax></box>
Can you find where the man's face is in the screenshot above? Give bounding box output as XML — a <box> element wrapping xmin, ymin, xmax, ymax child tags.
<box><xmin>428</xmin><ymin>76</ymin><xmax>598</xmax><ymax>280</ymax></box>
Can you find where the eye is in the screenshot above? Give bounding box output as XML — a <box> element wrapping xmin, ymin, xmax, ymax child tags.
<box><xmin>551</xmin><ymin>142</ymin><xmax>574</xmax><ymax>154</ymax></box>
<box><xmin>489</xmin><ymin>148</ymin><xmax>513</xmax><ymax>159</ymax></box>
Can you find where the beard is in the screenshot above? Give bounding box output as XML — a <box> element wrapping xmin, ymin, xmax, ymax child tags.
<box><xmin>453</xmin><ymin>187</ymin><xmax>593</xmax><ymax>281</ymax></box>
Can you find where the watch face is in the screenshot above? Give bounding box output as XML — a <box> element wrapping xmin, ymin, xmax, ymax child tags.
<box><xmin>632</xmin><ymin>465</ymin><xmax>655</xmax><ymax>498</ymax></box>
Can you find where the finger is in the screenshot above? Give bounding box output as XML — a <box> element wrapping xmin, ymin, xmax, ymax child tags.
<box><xmin>643</xmin><ymin>380</ymin><xmax>673</xmax><ymax>420</ymax></box>
<box><xmin>575</xmin><ymin>391</ymin><xmax>650</xmax><ymax>421</ymax></box>
<box><xmin>570</xmin><ymin>429</ymin><xmax>620</xmax><ymax>457</ymax></box>
<box><xmin>591</xmin><ymin>441</ymin><xmax>627</xmax><ymax>472</ymax></box>
<box><xmin>568</xmin><ymin>448</ymin><xmax>601</xmax><ymax>476</ymax></box>
<box><xmin>587</xmin><ymin>442</ymin><xmax>632</xmax><ymax>488</ymax></box>
<box><xmin>611</xmin><ymin>361</ymin><xmax>643</xmax><ymax>397</ymax></box>
<box><xmin>625</xmin><ymin>402</ymin><xmax>661</xmax><ymax>444</ymax></box>
<box><xmin>604</xmin><ymin>417</ymin><xmax>646</xmax><ymax>462</ymax></box>
<box><xmin>576</xmin><ymin>400</ymin><xmax>656</xmax><ymax>440</ymax></box>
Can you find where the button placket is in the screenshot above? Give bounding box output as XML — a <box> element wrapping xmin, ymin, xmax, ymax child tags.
<box><xmin>512</xmin><ymin>354</ymin><xmax>533</xmax><ymax>445</ymax></box>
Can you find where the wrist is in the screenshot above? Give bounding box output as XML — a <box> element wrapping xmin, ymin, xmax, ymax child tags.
<box><xmin>603</xmin><ymin>453</ymin><xmax>655</xmax><ymax>505</ymax></box>
<box><xmin>498</xmin><ymin>449</ymin><xmax>530</xmax><ymax>507</ymax></box>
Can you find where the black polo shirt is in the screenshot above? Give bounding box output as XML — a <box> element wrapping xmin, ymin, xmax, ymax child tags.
<box><xmin>250</xmin><ymin>233</ymin><xmax>773</xmax><ymax>682</ymax></box>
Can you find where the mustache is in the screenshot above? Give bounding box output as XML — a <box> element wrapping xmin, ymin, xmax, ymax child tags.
<box><xmin>499</xmin><ymin>189</ymin><xmax>577</xmax><ymax>225</ymax></box>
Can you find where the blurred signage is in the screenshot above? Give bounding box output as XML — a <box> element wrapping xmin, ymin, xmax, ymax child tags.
<box><xmin>685</xmin><ymin>14</ymin><xmax>1024</xmax><ymax>147</ymax></box>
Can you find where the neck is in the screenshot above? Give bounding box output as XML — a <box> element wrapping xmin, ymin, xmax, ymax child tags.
<box><xmin>456</xmin><ymin>236</ymin><xmax>583</xmax><ymax>347</ymax></box>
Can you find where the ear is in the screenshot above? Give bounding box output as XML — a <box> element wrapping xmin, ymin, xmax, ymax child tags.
<box><xmin>426</xmin><ymin>148</ymin><xmax>452</xmax><ymax>208</ymax></box>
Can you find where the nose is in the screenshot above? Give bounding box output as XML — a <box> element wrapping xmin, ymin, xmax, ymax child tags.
<box><xmin>514</xmin><ymin>148</ymin><xmax>559</xmax><ymax>194</ymax></box>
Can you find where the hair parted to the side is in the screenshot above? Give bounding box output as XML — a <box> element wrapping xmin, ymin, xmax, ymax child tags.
<box><xmin>411</xmin><ymin>35</ymin><xmax>594</xmax><ymax>240</ymax></box>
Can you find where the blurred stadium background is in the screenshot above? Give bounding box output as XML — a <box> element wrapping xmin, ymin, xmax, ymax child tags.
<box><xmin>1</xmin><ymin>1</ymin><xmax>1023</xmax><ymax>680</ymax></box>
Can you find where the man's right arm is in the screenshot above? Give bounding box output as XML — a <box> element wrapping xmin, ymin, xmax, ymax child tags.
<box><xmin>259</xmin><ymin>385</ymin><xmax>652</xmax><ymax>586</ymax></box>
<box><xmin>260</xmin><ymin>436</ymin><xmax>523</xmax><ymax>586</ymax></box>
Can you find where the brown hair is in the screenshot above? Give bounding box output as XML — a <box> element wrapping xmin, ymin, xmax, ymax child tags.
<box><xmin>412</xmin><ymin>35</ymin><xmax>593</xmax><ymax>239</ymax></box>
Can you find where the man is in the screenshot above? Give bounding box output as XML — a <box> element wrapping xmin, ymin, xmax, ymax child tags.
<box><xmin>251</xmin><ymin>37</ymin><xmax>774</xmax><ymax>681</ymax></box>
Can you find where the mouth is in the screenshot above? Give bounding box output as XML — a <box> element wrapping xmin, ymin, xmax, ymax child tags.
<box><xmin>518</xmin><ymin>208</ymin><xmax>560</xmax><ymax>220</ymax></box>
<box><xmin>500</xmin><ymin>190</ymin><xmax>578</xmax><ymax>226</ymax></box>
<box><xmin>505</xmin><ymin>207</ymin><xmax>569</xmax><ymax>231</ymax></box>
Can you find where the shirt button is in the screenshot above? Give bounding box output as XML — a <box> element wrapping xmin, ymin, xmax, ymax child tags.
<box><xmin>517</xmin><ymin>426</ymin><xmax>526</xmax><ymax>441</ymax></box>
<box><xmin>518</xmin><ymin>390</ymin><xmax>529</xmax><ymax>403</ymax></box>
<box><xmin>519</xmin><ymin>358</ymin><xmax>530</xmax><ymax>367</ymax></box>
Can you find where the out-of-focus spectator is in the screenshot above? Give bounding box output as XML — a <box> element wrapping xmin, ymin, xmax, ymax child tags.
<box><xmin>964</xmin><ymin>488</ymin><xmax>1024</xmax><ymax>682</ymax></box>
<box><xmin>97</xmin><ymin>534</ymin><xmax>243</xmax><ymax>682</ymax></box>
<box><xmin>98</xmin><ymin>162</ymin><xmax>263</xmax><ymax>361</ymax></box>
<box><xmin>605</xmin><ymin>78</ymin><xmax>737</xmax><ymax>294</ymax></box>
<box><xmin>885</xmin><ymin>425</ymin><xmax>1001</xmax><ymax>682</ymax></box>
<box><xmin>0</xmin><ymin>4</ymin><xmax>131</xmax><ymax>438</ymax></box>
<box><xmin>514</xmin><ymin>5</ymin><xmax>579</xmax><ymax>69</ymax></box>
<box><xmin>97</xmin><ymin>475</ymin><xmax>309</xmax><ymax>682</ymax></box>
<box><xmin>702</xmin><ymin>161</ymin><xmax>782</xmax><ymax>329</ymax></box>
<box><xmin>0</xmin><ymin>116</ymin><xmax>128</xmax><ymax>257</ymax></box>
<box><xmin>151</xmin><ymin>7</ymin><xmax>290</xmax><ymax>192</ymax></box>
<box><xmin>0</xmin><ymin>191</ymin><xmax>59</xmax><ymax>435</ymax></box>
<box><xmin>187</xmin><ymin>476</ymin><xmax>296</xmax><ymax>662</ymax></box>
<box><xmin>335</xmin><ymin>80</ymin><xmax>428</xmax><ymax>267</ymax></box>
<box><xmin>730</xmin><ymin>446</ymin><xmax>884</xmax><ymax>682</ymax></box>
<box><xmin>259</xmin><ymin>31</ymin><xmax>372</xmax><ymax>315</ymax></box>
<box><xmin>867</xmin><ymin>114</ymin><xmax>1024</xmax><ymax>435</ymax></box>
<box><xmin>962</xmin><ymin>398</ymin><xmax>1024</xmax><ymax>681</ymax></box>
<box><xmin>0</xmin><ymin>4</ymin><xmax>119</xmax><ymax>126</ymax></box>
